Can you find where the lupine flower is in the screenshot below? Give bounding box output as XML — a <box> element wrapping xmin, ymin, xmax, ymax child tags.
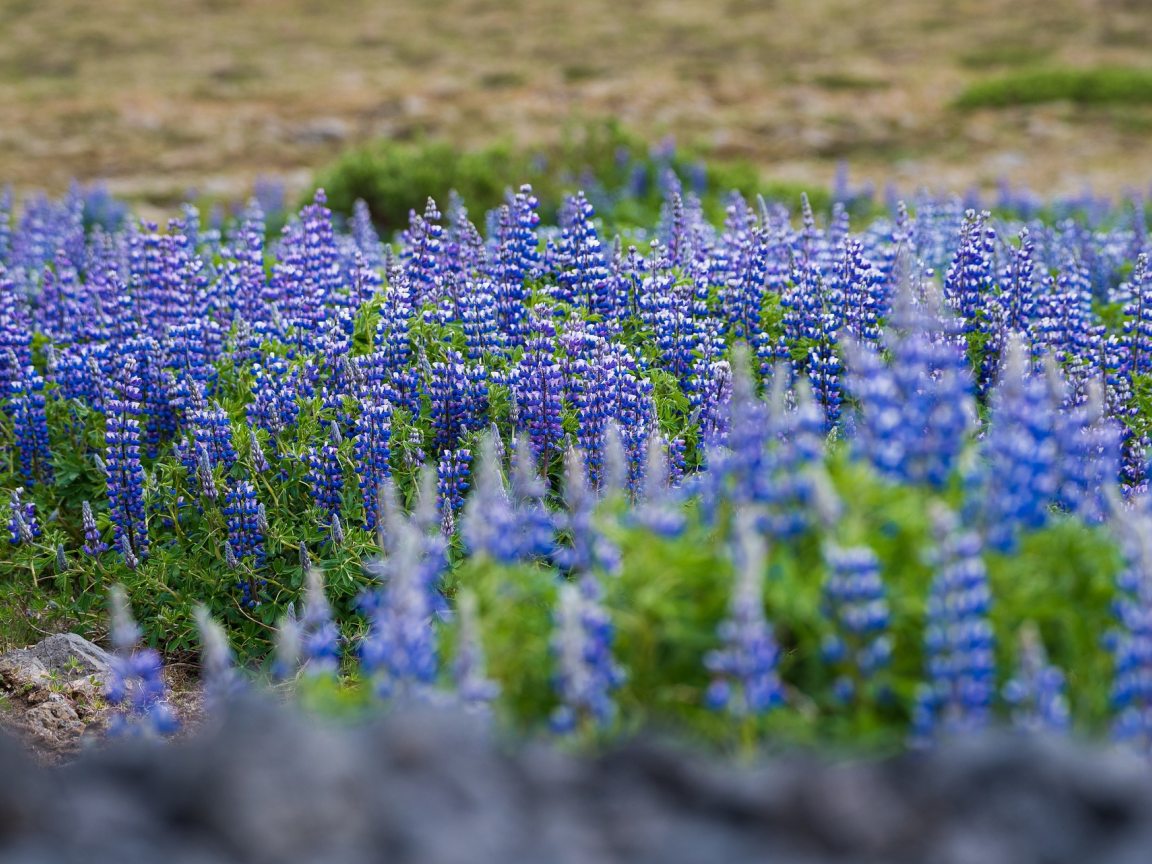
<box><xmin>514</xmin><ymin>314</ymin><xmax>565</xmax><ymax>469</ymax></box>
<box><xmin>359</xmin><ymin>517</ymin><xmax>438</xmax><ymax>700</ymax></box>
<box><xmin>631</xmin><ymin>434</ymin><xmax>687</xmax><ymax>537</ymax></box>
<box><xmin>704</xmin><ymin>508</ymin><xmax>785</xmax><ymax>717</ymax></box>
<box><xmin>427</xmin><ymin>351</ymin><xmax>488</xmax><ymax>454</ymax></box>
<box><xmin>821</xmin><ymin>545</ymin><xmax>892</xmax><ymax>703</ymax></box>
<box><xmin>555</xmin><ymin>192</ymin><xmax>612</xmax><ymax>317</ymax></box>
<box><xmin>401</xmin><ymin>197</ymin><xmax>444</xmax><ymax>305</ymax></box>
<box><xmin>350</xmin><ymin>198</ymin><xmax>386</xmax><ymax>269</ymax></box>
<box><xmin>194</xmin><ymin>604</ymin><xmax>241</xmax><ymax>709</ymax></box>
<box><xmin>462</xmin><ymin>433</ymin><xmax>521</xmax><ymax>562</ymax></box>
<box><xmin>552</xmin><ymin>448</ymin><xmax>621</xmax><ymax>577</ymax></box>
<box><xmin>353</xmin><ymin>395</ymin><xmax>392</xmax><ymax>531</ymax></box>
<box><xmin>1003</xmin><ymin>623</ymin><xmax>1070</xmax><ymax>735</ymax></box>
<box><xmin>943</xmin><ymin>209</ymin><xmax>996</xmax><ymax>334</ymax></box>
<box><xmin>1049</xmin><ymin>372</ymin><xmax>1120</xmax><ymax>523</ymax></box>
<box><xmin>911</xmin><ymin>504</ymin><xmax>995</xmax><ymax>744</ymax></box>
<box><xmin>549</xmin><ymin>574</ymin><xmax>625</xmax><ymax>733</ymax></box>
<box><xmin>9</xmin><ymin>365</ymin><xmax>53</xmax><ymax>486</ymax></box>
<box><xmin>104</xmin><ymin>586</ymin><xmax>179</xmax><ymax>738</ymax></box>
<box><xmin>1105</xmin><ymin>492</ymin><xmax>1152</xmax><ymax>754</ymax></box>
<box><xmin>224</xmin><ymin>478</ymin><xmax>265</xmax><ymax>567</ymax></box>
<box><xmin>196</xmin><ymin>447</ymin><xmax>218</xmax><ymax>501</ymax></box>
<box><xmin>7</xmin><ymin>487</ymin><xmax>39</xmax><ymax>545</ymax></box>
<box><xmin>298</xmin><ymin>566</ymin><xmax>341</xmax><ymax>675</ymax></box>
<box><xmin>306</xmin><ymin>423</ymin><xmax>344</xmax><ymax>518</ymax></box>
<box><xmin>249</xmin><ymin>428</ymin><xmax>270</xmax><ymax>473</ymax></box>
<box><xmin>189</xmin><ymin>401</ymin><xmax>237</xmax><ymax>475</ymax></box>
<box><xmin>437</xmin><ymin>448</ymin><xmax>472</xmax><ymax>535</ymax></box>
<box><xmin>105</xmin><ymin>361</ymin><xmax>149</xmax><ymax>562</ymax></box>
<box><xmin>844</xmin><ymin>287</ymin><xmax>976</xmax><ymax>488</ymax></box>
<box><xmin>977</xmin><ymin>335</ymin><xmax>1058</xmax><ymax>551</ymax></box>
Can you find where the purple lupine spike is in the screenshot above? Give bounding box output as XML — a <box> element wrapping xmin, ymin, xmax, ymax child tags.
<box><xmin>488</xmin><ymin>185</ymin><xmax>541</xmax><ymax>348</ymax></box>
<box><xmin>81</xmin><ymin>500</ymin><xmax>108</xmax><ymax>556</ymax></box>
<box><xmin>978</xmin><ymin>226</ymin><xmax>1038</xmax><ymax>391</ymax></box>
<box><xmin>1123</xmin><ymin>254</ymin><xmax>1152</xmax><ymax>377</ymax></box>
<box><xmin>459</xmin><ymin>279</ymin><xmax>503</xmax><ymax>360</ymax></box>
<box><xmin>821</xmin><ymin>545</ymin><xmax>892</xmax><ymax>704</ymax></box>
<box><xmin>514</xmin><ymin>313</ymin><xmax>564</xmax><ymax>471</ymax></box>
<box><xmin>104</xmin><ymin>586</ymin><xmax>179</xmax><ymax>738</ymax></box>
<box><xmin>401</xmin><ymin>197</ymin><xmax>444</xmax><ymax>306</ymax></box>
<box><xmin>631</xmin><ymin>434</ymin><xmax>687</xmax><ymax>537</ymax></box>
<box><xmin>9</xmin><ymin>364</ymin><xmax>53</xmax><ymax>486</ymax></box>
<box><xmin>299</xmin><ymin>566</ymin><xmax>341</xmax><ymax>675</ymax></box>
<box><xmin>1106</xmin><ymin>492</ymin><xmax>1152</xmax><ymax>754</ymax></box>
<box><xmin>838</xmin><ymin>237</ymin><xmax>884</xmax><ymax>346</ymax></box>
<box><xmin>306</xmin><ymin>435</ymin><xmax>343</xmax><ymax>519</ymax></box>
<box><xmin>105</xmin><ymin>361</ymin><xmax>149</xmax><ymax>563</ymax></box>
<box><xmin>943</xmin><ymin>209</ymin><xmax>995</xmax><ymax>334</ymax></box>
<box><xmin>196</xmin><ymin>447</ymin><xmax>218</xmax><ymax>501</ymax></box>
<box><xmin>7</xmin><ymin>487</ymin><xmax>38</xmax><ymax>545</ymax></box>
<box><xmin>911</xmin><ymin>504</ymin><xmax>995</xmax><ymax>745</ymax></box>
<box><xmin>359</xmin><ymin>516</ymin><xmax>438</xmax><ymax>700</ymax></box>
<box><xmin>555</xmin><ymin>192</ymin><xmax>612</xmax><ymax>317</ymax></box>
<box><xmin>553</xmin><ymin>447</ymin><xmax>621</xmax><ymax>577</ymax></box>
<box><xmin>977</xmin><ymin>335</ymin><xmax>1058</xmax><ymax>551</ymax></box>
<box><xmin>351</xmin><ymin>198</ymin><xmax>386</xmax><ymax>269</ymax></box>
<box><xmin>224</xmin><ymin>540</ymin><xmax>240</xmax><ymax>571</ymax></box>
<box><xmin>704</xmin><ymin>508</ymin><xmax>785</xmax><ymax>717</ymax></box>
<box><xmin>194</xmin><ymin>605</ymin><xmax>241</xmax><ymax>709</ymax></box>
<box><xmin>1003</xmin><ymin>623</ymin><xmax>1070</xmax><ymax>735</ymax></box>
<box><xmin>844</xmin><ymin>286</ymin><xmax>976</xmax><ymax>488</ymax></box>
<box><xmin>549</xmin><ymin>572</ymin><xmax>625</xmax><ymax>733</ymax></box>
<box><xmin>188</xmin><ymin>400</ymin><xmax>237</xmax><ymax>475</ymax></box>
<box><xmin>437</xmin><ymin>448</ymin><xmax>472</xmax><ymax>536</ymax></box>
<box><xmin>224</xmin><ymin>478</ymin><xmax>265</xmax><ymax>571</ymax></box>
<box><xmin>427</xmin><ymin>350</ymin><xmax>488</xmax><ymax>455</ymax></box>
<box><xmin>1048</xmin><ymin>369</ymin><xmax>1120</xmax><ymax>524</ymax></box>
<box><xmin>354</xmin><ymin>395</ymin><xmax>392</xmax><ymax>531</ymax></box>
<box><xmin>462</xmin><ymin>432</ymin><xmax>525</xmax><ymax>563</ymax></box>
<box><xmin>249</xmin><ymin>427</ymin><xmax>270</xmax><ymax>473</ymax></box>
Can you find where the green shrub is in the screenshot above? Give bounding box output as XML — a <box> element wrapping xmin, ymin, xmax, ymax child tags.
<box><xmin>313</xmin><ymin>121</ymin><xmax>855</xmax><ymax>236</ymax></box>
<box><xmin>956</xmin><ymin>67</ymin><xmax>1152</xmax><ymax>109</ymax></box>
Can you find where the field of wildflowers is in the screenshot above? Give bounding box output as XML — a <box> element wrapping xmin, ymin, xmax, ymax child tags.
<box><xmin>2</xmin><ymin>151</ymin><xmax>1151</xmax><ymax>754</ymax></box>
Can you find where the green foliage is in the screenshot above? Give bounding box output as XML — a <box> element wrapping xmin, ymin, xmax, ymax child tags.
<box><xmin>314</xmin><ymin>120</ymin><xmax>850</xmax><ymax>237</ymax></box>
<box><xmin>955</xmin><ymin>67</ymin><xmax>1152</xmax><ymax>109</ymax></box>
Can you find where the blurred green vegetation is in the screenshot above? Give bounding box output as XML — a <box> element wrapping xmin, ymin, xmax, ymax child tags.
<box><xmin>956</xmin><ymin>66</ymin><xmax>1152</xmax><ymax>108</ymax></box>
<box><xmin>313</xmin><ymin>120</ymin><xmax>844</xmax><ymax>236</ymax></box>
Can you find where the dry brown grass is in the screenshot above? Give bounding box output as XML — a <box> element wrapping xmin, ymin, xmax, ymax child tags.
<box><xmin>2</xmin><ymin>0</ymin><xmax>1151</xmax><ymax>204</ymax></box>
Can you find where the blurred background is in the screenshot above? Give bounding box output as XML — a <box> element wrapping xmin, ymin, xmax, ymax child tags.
<box><xmin>2</xmin><ymin>0</ymin><xmax>1151</xmax><ymax>211</ymax></box>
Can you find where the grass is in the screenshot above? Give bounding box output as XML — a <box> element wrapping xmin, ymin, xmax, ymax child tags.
<box><xmin>956</xmin><ymin>67</ymin><xmax>1152</xmax><ymax>108</ymax></box>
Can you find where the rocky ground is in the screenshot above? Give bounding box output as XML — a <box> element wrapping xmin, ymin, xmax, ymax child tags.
<box><xmin>2</xmin><ymin>0</ymin><xmax>1152</xmax><ymax>208</ymax></box>
<box><xmin>1</xmin><ymin>697</ymin><xmax>1151</xmax><ymax>863</ymax></box>
<box><xmin>0</xmin><ymin>634</ymin><xmax>202</xmax><ymax>765</ymax></box>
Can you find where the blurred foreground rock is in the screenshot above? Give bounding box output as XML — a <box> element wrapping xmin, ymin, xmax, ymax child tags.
<box><xmin>0</xmin><ymin>698</ymin><xmax>1150</xmax><ymax>863</ymax></box>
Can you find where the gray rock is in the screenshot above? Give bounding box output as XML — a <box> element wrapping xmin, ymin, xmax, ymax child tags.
<box><xmin>27</xmin><ymin>635</ymin><xmax>112</xmax><ymax>681</ymax></box>
<box><xmin>2</xmin><ymin>699</ymin><xmax>1152</xmax><ymax>863</ymax></box>
<box><xmin>0</xmin><ymin>634</ymin><xmax>112</xmax><ymax>694</ymax></box>
<box><xmin>0</xmin><ymin>653</ymin><xmax>50</xmax><ymax>693</ymax></box>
